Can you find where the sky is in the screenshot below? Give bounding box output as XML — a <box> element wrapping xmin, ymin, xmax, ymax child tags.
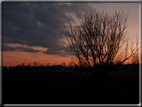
<box><xmin>1</xmin><ymin>2</ymin><xmax>139</xmax><ymax>66</ymax></box>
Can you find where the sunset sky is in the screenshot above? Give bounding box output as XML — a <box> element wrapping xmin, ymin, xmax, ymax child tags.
<box><xmin>2</xmin><ymin>2</ymin><xmax>139</xmax><ymax>66</ymax></box>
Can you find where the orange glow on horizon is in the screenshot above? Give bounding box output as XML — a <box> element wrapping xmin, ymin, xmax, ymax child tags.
<box><xmin>2</xmin><ymin>51</ymin><xmax>134</xmax><ymax>67</ymax></box>
<box><xmin>2</xmin><ymin>51</ymin><xmax>72</xmax><ymax>66</ymax></box>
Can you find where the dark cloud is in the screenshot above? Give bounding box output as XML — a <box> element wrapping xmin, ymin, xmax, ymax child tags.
<box><xmin>2</xmin><ymin>3</ymin><xmax>90</xmax><ymax>56</ymax></box>
<box><xmin>43</xmin><ymin>45</ymin><xmax>71</xmax><ymax>57</ymax></box>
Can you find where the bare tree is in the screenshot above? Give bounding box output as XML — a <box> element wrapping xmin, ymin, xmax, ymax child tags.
<box><xmin>131</xmin><ymin>51</ymin><xmax>139</xmax><ymax>64</ymax></box>
<box><xmin>131</xmin><ymin>38</ymin><xmax>140</xmax><ymax>64</ymax></box>
<box><xmin>60</xmin><ymin>62</ymin><xmax>66</xmax><ymax>67</ymax></box>
<box><xmin>21</xmin><ymin>63</ymin><xmax>25</xmax><ymax>67</ymax></box>
<box><xmin>33</xmin><ymin>61</ymin><xmax>39</xmax><ymax>67</ymax></box>
<box><xmin>68</xmin><ymin>61</ymin><xmax>74</xmax><ymax>67</ymax></box>
<box><xmin>46</xmin><ymin>63</ymin><xmax>50</xmax><ymax>66</ymax></box>
<box><xmin>67</xmin><ymin>9</ymin><xmax>139</xmax><ymax>96</ymax></box>
<box><xmin>27</xmin><ymin>63</ymin><xmax>32</xmax><ymax>67</ymax></box>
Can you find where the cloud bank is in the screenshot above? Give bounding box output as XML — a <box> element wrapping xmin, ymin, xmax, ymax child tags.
<box><xmin>2</xmin><ymin>3</ymin><xmax>91</xmax><ymax>56</ymax></box>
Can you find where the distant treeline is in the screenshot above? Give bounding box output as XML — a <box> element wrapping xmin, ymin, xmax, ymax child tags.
<box><xmin>2</xmin><ymin>63</ymin><xmax>139</xmax><ymax>75</ymax></box>
<box><xmin>2</xmin><ymin>64</ymin><xmax>76</xmax><ymax>72</ymax></box>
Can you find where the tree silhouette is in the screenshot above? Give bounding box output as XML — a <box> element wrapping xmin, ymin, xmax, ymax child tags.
<box><xmin>33</xmin><ymin>61</ymin><xmax>38</xmax><ymax>67</ymax></box>
<box><xmin>68</xmin><ymin>60</ymin><xmax>74</xmax><ymax>67</ymax></box>
<box><xmin>46</xmin><ymin>63</ymin><xmax>50</xmax><ymax>66</ymax></box>
<box><xmin>21</xmin><ymin>63</ymin><xmax>25</xmax><ymax>67</ymax></box>
<box><xmin>60</xmin><ymin>62</ymin><xmax>66</xmax><ymax>67</ymax></box>
<box><xmin>27</xmin><ymin>63</ymin><xmax>32</xmax><ymax>67</ymax></box>
<box><xmin>67</xmin><ymin>9</ymin><xmax>139</xmax><ymax>97</ymax></box>
<box><xmin>131</xmin><ymin>50</ymin><xmax>139</xmax><ymax>64</ymax></box>
<box><xmin>131</xmin><ymin>38</ymin><xmax>140</xmax><ymax>64</ymax></box>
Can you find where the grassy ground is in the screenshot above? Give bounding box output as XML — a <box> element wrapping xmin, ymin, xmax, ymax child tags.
<box><xmin>3</xmin><ymin>70</ymin><xmax>139</xmax><ymax>104</ymax></box>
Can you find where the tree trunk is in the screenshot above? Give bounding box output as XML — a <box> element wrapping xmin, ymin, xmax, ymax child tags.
<box><xmin>90</xmin><ymin>72</ymin><xmax>107</xmax><ymax>103</ymax></box>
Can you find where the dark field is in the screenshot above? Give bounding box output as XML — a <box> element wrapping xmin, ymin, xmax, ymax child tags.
<box><xmin>3</xmin><ymin>65</ymin><xmax>139</xmax><ymax>104</ymax></box>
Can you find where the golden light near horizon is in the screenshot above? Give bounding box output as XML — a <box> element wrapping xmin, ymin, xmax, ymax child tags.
<box><xmin>2</xmin><ymin>51</ymin><xmax>72</xmax><ymax>66</ymax></box>
<box><xmin>4</xmin><ymin>43</ymin><xmax>48</xmax><ymax>52</ymax></box>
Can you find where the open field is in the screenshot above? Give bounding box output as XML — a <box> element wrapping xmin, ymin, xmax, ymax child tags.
<box><xmin>3</xmin><ymin>70</ymin><xmax>139</xmax><ymax>104</ymax></box>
